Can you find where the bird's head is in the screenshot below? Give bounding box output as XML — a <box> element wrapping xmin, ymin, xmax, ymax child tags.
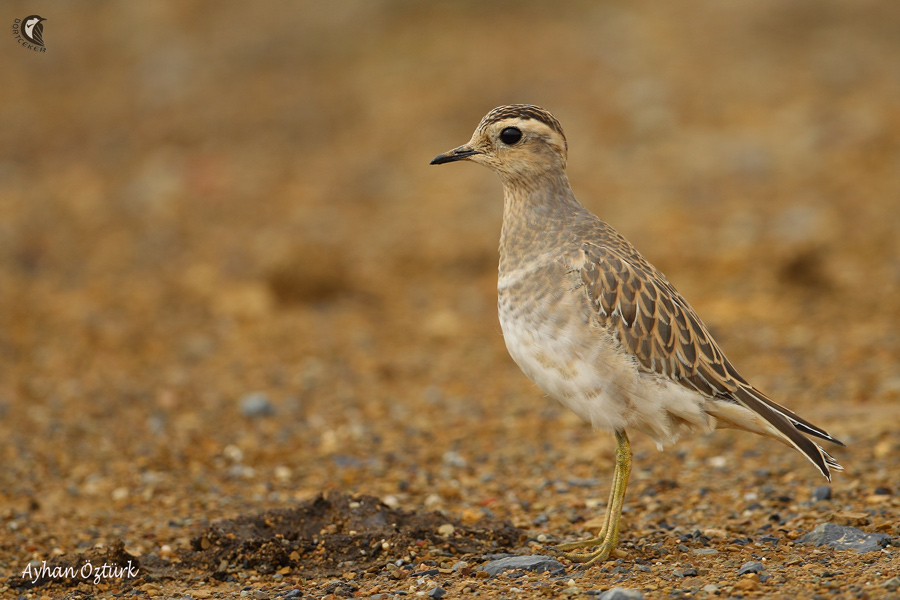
<box><xmin>24</xmin><ymin>15</ymin><xmax>46</xmax><ymax>31</ymax></box>
<box><xmin>430</xmin><ymin>105</ymin><xmax>568</xmax><ymax>181</ymax></box>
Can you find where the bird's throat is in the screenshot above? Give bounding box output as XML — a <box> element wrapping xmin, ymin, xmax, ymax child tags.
<box><xmin>499</xmin><ymin>176</ymin><xmax>589</xmax><ymax>273</ymax></box>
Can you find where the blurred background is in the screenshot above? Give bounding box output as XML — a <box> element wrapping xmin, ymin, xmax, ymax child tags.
<box><xmin>1</xmin><ymin>0</ymin><xmax>899</xmax><ymax>562</ymax></box>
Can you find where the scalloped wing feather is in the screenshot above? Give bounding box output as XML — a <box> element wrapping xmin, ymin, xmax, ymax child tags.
<box><xmin>579</xmin><ymin>241</ymin><xmax>843</xmax><ymax>479</ymax></box>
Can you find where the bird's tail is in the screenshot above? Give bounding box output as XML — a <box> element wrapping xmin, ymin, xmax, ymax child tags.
<box><xmin>732</xmin><ymin>386</ymin><xmax>844</xmax><ymax>481</ymax></box>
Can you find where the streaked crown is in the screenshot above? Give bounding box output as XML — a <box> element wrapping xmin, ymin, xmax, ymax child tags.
<box><xmin>476</xmin><ymin>104</ymin><xmax>567</xmax><ymax>153</ymax></box>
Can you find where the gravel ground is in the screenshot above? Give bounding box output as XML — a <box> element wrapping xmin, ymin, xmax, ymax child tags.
<box><xmin>2</xmin><ymin>2</ymin><xmax>899</xmax><ymax>599</ymax></box>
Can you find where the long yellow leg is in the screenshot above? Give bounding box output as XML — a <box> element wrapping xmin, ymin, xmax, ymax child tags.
<box><xmin>553</xmin><ymin>430</ymin><xmax>632</xmax><ymax>566</ymax></box>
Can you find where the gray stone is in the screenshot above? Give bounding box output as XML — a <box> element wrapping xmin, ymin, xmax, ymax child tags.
<box><xmin>240</xmin><ymin>392</ymin><xmax>275</xmax><ymax>417</ymax></box>
<box><xmin>812</xmin><ymin>485</ymin><xmax>832</xmax><ymax>501</ymax></box>
<box><xmin>799</xmin><ymin>523</ymin><xmax>890</xmax><ymax>552</ymax></box>
<box><xmin>481</xmin><ymin>555</ymin><xmax>565</xmax><ymax>576</ymax></box>
<box><xmin>428</xmin><ymin>586</ymin><xmax>447</xmax><ymax>599</ymax></box>
<box><xmin>737</xmin><ymin>560</ymin><xmax>765</xmax><ymax>575</ymax></box>
<box><xmin>442</xmin><ymin>450</ymin><xmax>467</xmax><ymax>468</ymax></box>
<box><xmin>881</xmin><ymin>577</ymin><xmax>900</xmax><ymax>591</ymax></box>
<box><xmin>599</xmin><ymin>587</ymin><xmax>645</xmax><ymax>600</ymax></box>
<box><xmin>675</xmin><ymin>567</ymin><xmax>698</xmax><ymax>577</ymax></box>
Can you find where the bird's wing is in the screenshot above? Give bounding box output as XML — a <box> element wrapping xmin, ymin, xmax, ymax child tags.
<box><xmin>578</xmin><ymin>241</ymin><xmax>843</xmax><ymax>478</ymax></box>
<box><xmin>579</xmin><ymin>241</ymin><xmax>741</xmax><ymax>397</ymax></box>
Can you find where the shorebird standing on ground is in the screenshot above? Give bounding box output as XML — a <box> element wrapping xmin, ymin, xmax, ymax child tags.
<box><xmin>430</xmin><ymin>104</ymin><xmax>843</xmax><ymax>566</ymax></box>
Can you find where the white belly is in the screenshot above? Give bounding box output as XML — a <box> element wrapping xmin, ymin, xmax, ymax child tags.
<box><xmin>498</xmin><ymin>275</ymin><xmax>715</xmax><ymax>445</ymax></box>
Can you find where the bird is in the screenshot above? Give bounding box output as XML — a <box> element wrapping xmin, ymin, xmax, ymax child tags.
<box><xmin>22</xmin><ymin>15</ymin><xmax>46</xmax><ymax>47</ymax></box>
<box><xmin>430</xmin><ymin>104</ymin><xmax>843</xmax><ymax>566</ymax></box>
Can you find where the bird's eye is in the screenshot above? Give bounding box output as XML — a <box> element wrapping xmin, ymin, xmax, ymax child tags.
<box><xmin>499</xmin><ymin>127</ymin><xmax>522</xmax><ymax>145</ymax></box>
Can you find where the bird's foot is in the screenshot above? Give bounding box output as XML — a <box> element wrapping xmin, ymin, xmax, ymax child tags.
<box><xmin>554</xmin><ymin>540</ymin><xmax>617</xmax><ymax>567</ymax></box>
<box><xmin>550</xmin><ymin>533</ymin><xmax>618</xmax><ymax>567</ymax></box>
<box><xmin>553</xmin><ymin>533</ymin><xmax>606</xmax><ymax>552</ymax></box>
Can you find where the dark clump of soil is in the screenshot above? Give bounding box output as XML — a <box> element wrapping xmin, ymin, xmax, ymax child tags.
<box><xmin>18</xmin><ymin>493</ymin><xmax>523</xmax><ymax>591</ymax></box>
<box><xmin>187</xmin><ymin>491</ymin><xmax>524</xmax><ymax>578</ymax></box>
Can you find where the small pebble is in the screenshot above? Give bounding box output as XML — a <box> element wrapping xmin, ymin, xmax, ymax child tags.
<box><xmin>738</xmin><ymin>561</ymin><xmax>765</xmax><ymax>575</ymax></box>
<box><xmin>708</xmin><ymin>456</ymin><xmax>727</xmax><ymax>468</ymax></box>
<box><xmin>599</xmin><ymin>587</ymin><xmax>645</xmax><ymax>600</ymax></box>
<box><xmin>240</xmin><ymin>392</ymin><xmax>275</xmax><ymax>417</ymax></box>
<box><xmin>812</xmin><ymin>486</ymin><xmax>832</xmax><ymax>501</ymax></box>
<box><xmin>158</xmin><ymin>544</ymin><xmax>174</xmax><ymax>559</ymax></box>
<box><xmin>427</xmin><ymin>586</ymin><xmax>446</xmax><ymax>599</ymax></box>
<box><xmin>441</xmin><ymin>450</ymin><xmax>467</xmax><ymax>468</ymax></box>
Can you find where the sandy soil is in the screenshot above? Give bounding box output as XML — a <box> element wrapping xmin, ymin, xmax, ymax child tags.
<box><xmin>1</xmin><ymin>2</ymin><xmax>899</xmax><ymax>599</ymax></box>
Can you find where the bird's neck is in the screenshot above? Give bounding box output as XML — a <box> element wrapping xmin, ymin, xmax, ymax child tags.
<box><xmin>498</xmin><ymin>170</ymin><xmax>590</xmax><ymax>272</ymax></box>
